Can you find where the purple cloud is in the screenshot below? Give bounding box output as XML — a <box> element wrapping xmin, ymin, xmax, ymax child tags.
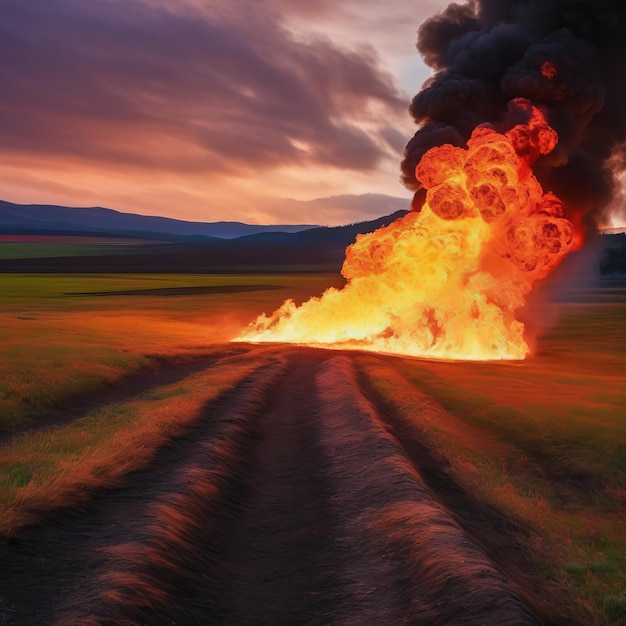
<box><xmin>0</xmin><ymin>0</ymin><xmax>407</xmax><ymax>174</ymax></box>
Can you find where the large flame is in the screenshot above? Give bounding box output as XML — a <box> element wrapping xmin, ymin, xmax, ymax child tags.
<box><xmin>237</xmin><ymin>100</ymin><xmax>582</xmax><ymax>360</ymax></box>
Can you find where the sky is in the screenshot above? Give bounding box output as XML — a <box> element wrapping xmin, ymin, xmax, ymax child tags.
<box><xmin>0</xmin><ymin>0</ymin><xmax>451</xmax><ymax>225</ymax></box>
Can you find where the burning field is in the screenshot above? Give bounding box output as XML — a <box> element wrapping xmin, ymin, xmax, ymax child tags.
<box><xmin>240</xmin><ymin>0</ymin><xmax>626</xmax><ymax>362</ymax></box>
<box><xmin>1</xmin><ymin>1</ymin><xmax>626</xmax><ymax>625</ymax></box>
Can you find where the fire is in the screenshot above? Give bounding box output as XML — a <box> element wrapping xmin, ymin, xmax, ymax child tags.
<box><xmin>540</xmin><ymin>60</ymin><xmax>557</xmax><ymax>80</ymax></box>
<box><xmin>237</xmin><ymin>99</ymin><xmax>582</xmax><ymax>360</ymax></box>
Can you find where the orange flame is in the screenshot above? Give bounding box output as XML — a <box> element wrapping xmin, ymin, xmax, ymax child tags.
<box><xmin>237</xmin><ymin>99</ymin><xmax>582</xmax><ymax>360</ymax></box>
<box><xmin>540</xmin><ymin>60</ymin><xmax>557</xmax><ymax>80</ymax></box>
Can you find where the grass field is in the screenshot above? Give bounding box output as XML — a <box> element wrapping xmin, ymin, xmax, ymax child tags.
<box><xmin>0</xmin><ymin>345</ymin><xmax>278</xmax><ymax>534</ymax></box>
<box><xmin>0</xmin><ymin>272</ymin><xmax>344</xmax><ymax>428</ymax></box>
<box><xmin>0</xmin><ymin>235</ymin><xmax>159</xmax><ymax>259</ymax></box>
<box><xmin>354</xmin><ymin>282</ymin><xmax>626</xmax><ymax>625</ymax></box>
<box><xmin>0</xmin><ymin>267</ymin><xmax>624</xmax><ymax>623</ymax></box>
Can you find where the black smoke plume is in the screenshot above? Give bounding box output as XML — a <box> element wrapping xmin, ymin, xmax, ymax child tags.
<box><xmin>402</xmin><ymin>0</ymin><xmax>626</xmax><ymax>231</ymax></box>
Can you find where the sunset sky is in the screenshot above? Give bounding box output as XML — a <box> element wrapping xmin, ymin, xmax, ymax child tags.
<box><xmin>0</xmin><ymin>0</ymin><xmax>452</xmax><ymax>225</ymax></box>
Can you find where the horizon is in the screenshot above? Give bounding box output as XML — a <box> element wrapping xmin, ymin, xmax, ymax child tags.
<box><xmin>0</xmin><ymin>192</ymin><xmax>412</xmax><ymax>228</ymax></box>
<box><xmin>3</xmin><ymin>196</ymin><xmax>626</xmax><ymax>234</ymax></box>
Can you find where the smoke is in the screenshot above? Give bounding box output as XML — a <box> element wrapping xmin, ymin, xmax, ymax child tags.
<box><xmin>401</xmin><ymin>0</ymin><xmax>626</xmax><ymax>230</ymax></box>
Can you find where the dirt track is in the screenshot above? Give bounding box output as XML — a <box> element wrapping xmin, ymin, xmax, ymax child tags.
<box><xmin>0</xmin><ymin>349</ymin><xmax>546</xmax><ymax>625</ymax></box>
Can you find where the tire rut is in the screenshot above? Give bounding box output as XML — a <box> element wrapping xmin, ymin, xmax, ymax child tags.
<box><xmin>0</xmin><ymin>349</ymin><xmax>547</xmax><ymax>625</ymax></box>
<box><xmin>0</xmin><ymin>356</ymin><xmax>287</xmax><ymax>625</ymax></box>
<box><xmin>351</xmin><ymin>360</ymin><xmax>574</xmax><ymax>625</ymax></box>
<box><xmin>313</xmin><ymin>356</ymin><xmax>542</xmax><ymax>626</ymax></box>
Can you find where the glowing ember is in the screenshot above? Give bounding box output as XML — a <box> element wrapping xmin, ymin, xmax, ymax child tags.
<box><xmin>237</xmin><ymin>99</ymin><xmax>581</xmax><ymax>360</ymax></box>
<box><xmin>540</xmin><ymin>60</ymin><xmax>557</xmax><ymax>80</ymax></box>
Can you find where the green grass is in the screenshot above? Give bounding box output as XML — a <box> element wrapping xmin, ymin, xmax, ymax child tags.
<box><xmin>0</xmin><ymin>242</ymin><xmax>148</xmax><ymax>259</ymax></box>
<box><xmin>0</xmin><ymin>273</ymin><xmax>342</xmax><ymax>311</ymax></box>
<box><xmin>0</xmin><ymin>272</ymin><xmax>342</xmax><ymax>429</ymax></box>
<box><xmin>391</xmin><ymin>302</ymin><xmax>626</xmax><ymax>487</ymax></box>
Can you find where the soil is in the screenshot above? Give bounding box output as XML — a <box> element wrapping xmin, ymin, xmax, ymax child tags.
<box><xmin>0</xmin><ymin>349</ymin><xmax>562</xmax><ymax>625</ymax></box>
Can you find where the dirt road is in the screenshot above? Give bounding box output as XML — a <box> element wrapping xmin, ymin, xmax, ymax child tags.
<box><xmin>0</xmin><ymin>349</ymin><xmax>545</xmax><ymax>624</ymax></box>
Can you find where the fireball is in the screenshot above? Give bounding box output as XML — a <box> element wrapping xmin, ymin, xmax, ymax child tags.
<box><xmin>238</xmin><ymin>100</ymin><xmax>581</xmax><ymax>360</ymax></box>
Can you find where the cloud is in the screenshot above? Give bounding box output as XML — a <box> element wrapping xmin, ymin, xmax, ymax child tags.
<box><xmin>0</xmin><ymin>0</ymin><xmax>407</xmax><ymax>177</ymax></box>
<box><xmin>256</xmin><ymin>192</ymin><xmax>411</xmax><ymax>225</ymax></box>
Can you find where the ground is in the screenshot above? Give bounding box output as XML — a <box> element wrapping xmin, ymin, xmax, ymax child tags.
<box><xmin>0</xmin><ymin>269</ymin><xmax>624</xmax><ymax>624</ymax></box>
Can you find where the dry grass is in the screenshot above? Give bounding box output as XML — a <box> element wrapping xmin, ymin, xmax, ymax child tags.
<box><xmin>0</xmin><ymin>350</ymin><xmax>277</xmax><ymax>536</ymax></box>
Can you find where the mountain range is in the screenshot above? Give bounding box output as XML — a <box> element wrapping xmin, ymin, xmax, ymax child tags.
<box><xmin>0</xmin><ymin>195</ymin><xmax>411</xmax><ymax>241</ymax></box>
<box><xmin>0</xmin><ymin>200</ymin><xmax>317</xmax><ymax>241</ymax></box>
<box><xmin>0</xmin><ymin>198</ymin><xmax>410</xmax><ymax>273</ymax></box>
<box><xmin>0</xmin><ymin>198</ymin><xmax>623</xmax><ymax>274</ymax></box>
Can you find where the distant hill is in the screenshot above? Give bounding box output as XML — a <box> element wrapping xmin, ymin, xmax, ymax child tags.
<box><xmin>1</xmin><ymin>204</ymin><xmax>623</xmax><ymax>275</ymax></box>
<box><xmin>0</xmin><ymin>200</ymin><xmax>319</xmax><ymax>241</ymax></box>
<box><xmin>0</xmin><ymin>209</ymin><xmax>410</xmax><ymax>274</ymax></box>
<box><xmin>236</xmin><ymin>210</ymin><xmax>409</xmax><ymax>244</ymax></box>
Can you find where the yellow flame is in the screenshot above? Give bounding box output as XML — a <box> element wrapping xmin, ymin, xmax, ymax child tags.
<box><xmin>237</xmin><ymin>100</ymin><xmax>580</xmax><ymax>361</ymax></box>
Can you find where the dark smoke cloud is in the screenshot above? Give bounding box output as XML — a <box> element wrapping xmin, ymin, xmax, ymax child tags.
<box><xmin>0</xmin><ymin>0</ymin><xmax>405</xmax><ymax>175</ymax></box>
<box><xmin>402</xmin><ymin>0</ymin><xmax>626</xmax><ymax>229</ymax></box>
